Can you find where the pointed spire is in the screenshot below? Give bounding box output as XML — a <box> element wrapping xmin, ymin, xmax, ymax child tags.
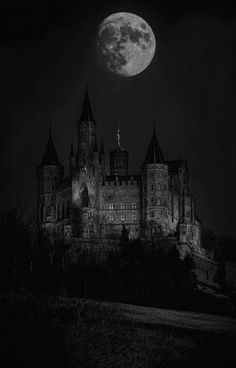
<box><xmin>78</xmin><ymin>84</ymin><xmax>95</xmax><ymax>123</ymax></box>
<box><xmin>93</xmin><ymin>136</ymin><xmax>98</xmax><ymax>152</ymax></box>
<box><xmin>100</xmin><ymin>140</ymin><xmax>105</xmax><ymax>155</ymax></box>
<box><xmin>144</xmin><ymin>125</ymin><xmax>164</xmax><ymax>164</ymax></box>
<box><xmin>69</xmin><ymin>142</ymin><xmax>75</xmax><ymax>157</ymax></box>
<box><xmin>41</xmin><ymin>128</ymin><xmax>61</xmax><ymax>166</ymax></box>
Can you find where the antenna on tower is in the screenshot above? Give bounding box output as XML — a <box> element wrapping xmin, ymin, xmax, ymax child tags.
<box><xmin>117</xmin><ymin>121</ymin><xmax>121</xmax><ymax>148</ymax></box>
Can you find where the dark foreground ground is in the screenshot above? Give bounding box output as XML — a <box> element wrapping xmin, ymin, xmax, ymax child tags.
<box><xmin>0</xmin><ymin>294</ymin><xmax>236</xmax><ymax>368</ymax></box>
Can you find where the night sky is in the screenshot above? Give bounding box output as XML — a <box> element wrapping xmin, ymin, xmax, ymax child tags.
<box><xmin>2</xmin><ymin>0</ymin><xmax>236</xmax><ymax>235</ymax></box>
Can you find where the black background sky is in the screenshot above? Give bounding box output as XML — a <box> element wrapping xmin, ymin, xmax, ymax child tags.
<box><xmin>2</xmin><ymin>0</ymin><xmax>236</xmax><ymax>235</ymax></box>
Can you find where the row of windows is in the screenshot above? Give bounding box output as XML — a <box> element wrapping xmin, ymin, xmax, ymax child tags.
<box><xmin>149</xmin><ymin>184</ymin><xmax>167</xmax><ymax>191</ymax></box>
<box><xmin>105</xmin><ymin>202</ymin><xmax>137</xmax><ymax>210</ymax></box>
<box><xmin>148</xmin><ymin>171</ymin><xmax>167</xmax><ymax>178</ymax></box>
<box><xmin>107</xmin><ymin>189</ymin><xmax>139</xmax><ymax>197</ymax></box>
<box><xmin>149</xmin><ymin>198</ymin><xmax>161</xmax><ymax>205</ymax></box>
<box><xmin>108</xmin><ymin>214</ymin><xmax>138</xmax><ymax>222</ymax></box>
<box><xmin>149</xmin><ymin>209</ymin><xmax>165</xmax><ymax>218</ymax></box>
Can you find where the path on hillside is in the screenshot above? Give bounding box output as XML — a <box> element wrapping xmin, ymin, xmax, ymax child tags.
<box><xmin>100</xmin><ymin>301</ymin><xmax>236</xmax><ymax>334</ymax></box>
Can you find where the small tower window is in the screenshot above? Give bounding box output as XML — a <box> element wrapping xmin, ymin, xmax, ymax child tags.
<box><xmin>109</xmin><ymin>214</ymin><xmax>114</xmax><ymax>222</ymax></box>
<box><xmin>120</xmin><ymin>203</ymin><xmax>125</xmax><ymax>209</ymax></box>
<box><xmin>120</xmin><ymin>214</ymin><xmax>126</xmax><ymax>221</ymax></box>
<box><xmin>131</xmin><ymin>203</ymin><xmax>136</xmax><ymax>209</ymax></box>
<box><xmin>150</xmin><ymin>184</ymin><xmax>154</xmax><ymax>191</ymax></box>
<box><xmin>132</xmin><ymin>214</ymin><xmax>137</xmax><ymax>221</ymax></box>
<box><xmin>109</xmin><ymin>203</ymin><xmax>114</xmax><ymax>210</ymax></box>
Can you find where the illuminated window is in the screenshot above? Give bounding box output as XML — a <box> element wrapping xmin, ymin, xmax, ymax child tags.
<box><xmin>132</xmin><ymin>214</ymin><xmax>137</xmax><ymax>221</ymax></box>
<box><xmin>108</xmin><ymin>203</ymin><xmax>114</xmax><ymax>210</ymax></box>
<box><xmin>120</xmin><ymin>203</ymin><xmax>125</xmax><ymax>209</ymax></box>
<box><xmin>120</xmin><ymin>214</ymin><xmax>126</xmax><ymax>221</ymax></box>
<box><xmin>156</xmin><ymin>198</ymin><xmax>161</xmax><ymax>206</ymax></box>
<box><xmin>131</xmin><ymin>203</ymin><xmax>137</xmax><ymax>209</ymax></box>
<box><xmin>109</xmin><ymin>214</ymin><xmax>114</xmax><ymax>222</ymax></box>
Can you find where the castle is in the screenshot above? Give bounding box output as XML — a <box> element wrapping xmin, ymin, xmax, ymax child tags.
<box><xmin>37</xmin><ymin>87</ymin><xmax>201</xmax><ymax>252</ymax></box>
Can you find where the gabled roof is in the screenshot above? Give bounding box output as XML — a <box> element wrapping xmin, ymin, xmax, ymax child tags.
<box><xmin>41</xmin><ymin>129</ymin><xmax>61</xmax><ymax>166</ymax></box>
<box><xmin>144</xmin><ymin>126</ymin><xmax>164</xmax><ymax>164</ymax></box>
<box><xmin>78</xmin><ymin>85</ymin><xmax>95</xmax><ymax>123</ymax></box>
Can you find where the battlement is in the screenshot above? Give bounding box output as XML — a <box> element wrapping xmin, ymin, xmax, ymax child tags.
<box><xmin>100</xmin><ymin>175</ymin><xmax>141</xmax><ymax>187</ymax></box>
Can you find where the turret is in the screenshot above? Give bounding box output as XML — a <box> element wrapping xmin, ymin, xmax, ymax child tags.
<box><xmin>110</xmin><ymin>122</ymin><xmax>128</xmax><ymax>176</ymax></box>
<box><xmin>37</xmin><ymin>128</ymin><xmax>63</xmax><ymax>226</ymax></box>
<box><xmin>76</xmin><ymin>86</ymin><xmax>97</xmax><ymax>168</ymax></box>
<box><xmin>69</xmin><ymin>142</ymin><xmax>77</xmax><ymax>179</ymax></box>
<box><xmin>99</xmin><ymin>140</ymin><xmax>106</xmax><ymax>176</ymax></box>
<box><xmin>142</xmin><ymin>125</ymin><xmax>168</xmax><ymax>234</ymax></box>
<box><xmin>93</xmin><ymin>136</ymin><xmax>99</xmax><ymax>168</ymax></box>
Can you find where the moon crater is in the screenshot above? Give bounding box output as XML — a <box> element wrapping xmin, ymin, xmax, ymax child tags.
<box><xmin>98</xmin><ymin>12</ymin><xmax>156</xmax><ymax>77</ymax></box>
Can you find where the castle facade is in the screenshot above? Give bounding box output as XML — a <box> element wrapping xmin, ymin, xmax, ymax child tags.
<box><xmin>37</xmin><ymin>88</ymin><xmax>201</xmax><ymax>251</ymax></box>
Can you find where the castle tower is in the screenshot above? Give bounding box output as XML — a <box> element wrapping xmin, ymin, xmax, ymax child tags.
<box><xmin>142</xmin><ymin>126</ymin><xmax>169</xmax><ymax>235</ymax></box>
<box><xmin>37</xmin><ymin>128</ymin><xmax>64</xmax><ymax>226</ymax></box>
<box><xmin>110</xmin><ymin>123</ymin><xmax>128</xmax><ymax>176</ymax></box>
<box><xmin>76</xmin><ymin>86</ymin><xmax>97</xmax><ymax>168</ymax></box>
<box><xmin>99</xmin><ymin>140</ymin><xmax>106</xmax><ymax>176</ymax></box>
<box><xmin>93</xmin><ymin>136</ymin><xmax>99</xmax><ymax>168</ymax></box>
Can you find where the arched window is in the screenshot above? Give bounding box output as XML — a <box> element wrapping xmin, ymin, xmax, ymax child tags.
<box><xmin>81</xmin><ymin>185</ymin><xmax>89</xmax><ymax>207</ymax></box>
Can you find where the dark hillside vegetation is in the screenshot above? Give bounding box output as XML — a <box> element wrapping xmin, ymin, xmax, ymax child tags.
<box><xmin>0</xmin><ymin>208</ymin><xmax>235</xmax><ymax>316</ymax></box>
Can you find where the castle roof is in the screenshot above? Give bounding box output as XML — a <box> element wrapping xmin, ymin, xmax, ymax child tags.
<box><xmin>41</xmin><ymin>128</ymin><xmax>61</xmax><ymax>166</ymax></box>
<box><xmin>78</xmin><ymin>85</ymin><xmax>95</xmax><ymax>123</ymax></box>
<box><xmin>144</xmin><ymin>126</ymin><xmax>164</xmax><ymax>164</ymax></box>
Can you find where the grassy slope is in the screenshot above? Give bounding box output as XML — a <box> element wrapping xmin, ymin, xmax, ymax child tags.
<box><xmin>0</xmin><ymin>295</ymin><xmax>236</xmax><ymax>368</ymax></box>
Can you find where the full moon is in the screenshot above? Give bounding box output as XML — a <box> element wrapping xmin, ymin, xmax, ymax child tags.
<box><xmin>97</xmin><ymin>12</ymin><xmax>156</xmax><ymax>77</ymax></box>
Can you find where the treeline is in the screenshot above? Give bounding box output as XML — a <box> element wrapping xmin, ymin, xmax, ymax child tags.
<box><xmin>0</xmin><ymin>208</ymin><xmax>234</xmax><ymax>315</ymax></box>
